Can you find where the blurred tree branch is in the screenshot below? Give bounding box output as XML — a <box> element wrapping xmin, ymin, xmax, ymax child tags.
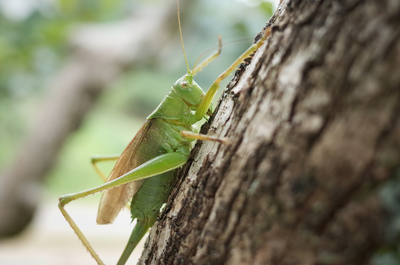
<box><xmin>0</xmin><ymin>1</ymin><xmax>193</xmax><ymax>238</ymax></box>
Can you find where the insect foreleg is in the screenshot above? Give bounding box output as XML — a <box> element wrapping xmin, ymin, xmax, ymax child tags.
<box><xmin>194</xmin><ymin>28</ymin><xmax>272</xmax><ymax>121</ymax></box>
<box><xmin>192</xmin><ymin>35</ymin><xmax>222</xmax><ymax>75</ymax></box>
<box><xmin>180</xmin><ymin>131</ymin><xmax>230</xmax><ymax>144</ymax></box>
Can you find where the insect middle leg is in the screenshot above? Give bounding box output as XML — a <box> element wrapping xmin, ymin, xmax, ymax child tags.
<box><xmin>91</xmin><ymin>155</ymin><xmax>120</xmax><ymax>182</ymax></box>
<box><xmin>90</xmin><ymin>154</ymin><xmax>135</xmax><ymax>212</ymax></box>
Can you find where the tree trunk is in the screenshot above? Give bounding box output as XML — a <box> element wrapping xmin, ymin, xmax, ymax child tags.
<box><xmin>138</xmin><ymin>0</ymin><xmax>400</xmax><ymax>264</ymax></box>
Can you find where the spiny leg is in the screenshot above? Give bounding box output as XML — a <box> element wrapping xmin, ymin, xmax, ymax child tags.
<box><xmin>58</xmin><ymin>155</ymin><xmax>119</xmax><ymax>265</ymax></box>
<box><xmin>59</xmin><ymin>152</ymin><xmax>188</xmax><ymax>265</ymax></box>
<box><xmin>58</xmin><ymin>203</ymin><xmax>105</xmax><ymax>265</ymax></box>
<box><xmin>195</xmin><ymin>28</ymin><xmax>272</xmax><ymax>121</ymax></box>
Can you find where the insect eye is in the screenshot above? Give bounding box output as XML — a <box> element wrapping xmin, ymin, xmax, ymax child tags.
<box><xmin>180</xmin><ymin>82</ymin><xmax>188</xmax><ymax>89</ymax></box>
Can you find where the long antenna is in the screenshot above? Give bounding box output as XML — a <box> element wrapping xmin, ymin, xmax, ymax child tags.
<box><xmin>177</xmin><ymin>0</ymin><xmax>191</xmax><ymax>74</ymax></box>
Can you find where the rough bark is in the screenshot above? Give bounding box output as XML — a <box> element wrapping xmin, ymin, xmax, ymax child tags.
<box><xmin>138</xmin><ymin>0</ymin><xmax>400</xmax><ymax>264</ymax></box>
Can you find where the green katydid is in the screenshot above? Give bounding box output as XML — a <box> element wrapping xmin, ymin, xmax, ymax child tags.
<box><xmin>58</xmin><ymin>1</ymin><xmax>271</xmax><ymax>264</ymax></box>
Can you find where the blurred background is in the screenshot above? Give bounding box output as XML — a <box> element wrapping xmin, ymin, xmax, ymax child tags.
<box><xmin>0</xmin><ymin>0</ymin><xmax>276</xmax><ymax>264</ymax></box>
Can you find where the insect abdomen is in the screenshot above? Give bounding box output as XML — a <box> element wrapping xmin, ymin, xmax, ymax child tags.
<box><xmin>130</xmin><ymin>170</ymin><xmax>177</xmax><ymax>221</ymax></box>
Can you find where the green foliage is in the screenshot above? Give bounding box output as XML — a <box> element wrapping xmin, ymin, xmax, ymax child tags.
<box><xmin>105</xmin><ymin>70</ymin><xmax>177</xmax><ymax>118</ymax></box>
<box><xmin>58</xmin><ymin>0</ymin><xmax>129</xmax><ymax>21</ymax></box>
<box><xmin>0</xmin><ymin>0</ymin><xmax>133</xmax><ymax>172</ymax></box>
<box><xmin>259</xmin><ymin>1</ymin><xmax>275</xmax><ymax>17</ymax></box>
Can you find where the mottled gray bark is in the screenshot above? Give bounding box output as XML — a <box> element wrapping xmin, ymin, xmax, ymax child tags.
<box><xmin>138</xmin><ymin>0</ymin><xmax>400</xmax><ymax>264</ymax></box>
